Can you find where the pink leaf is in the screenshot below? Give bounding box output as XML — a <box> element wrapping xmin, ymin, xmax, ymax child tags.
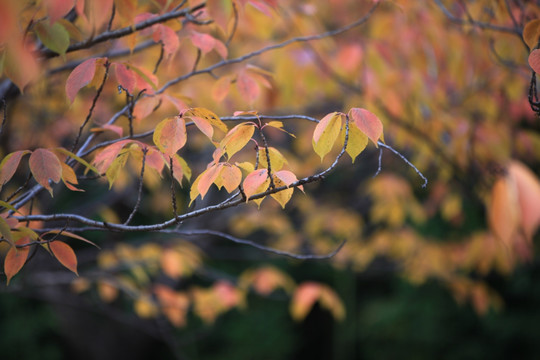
<box><xmin>45</xmin><ymin>0</ymin><xmax>75</xmax><ymax>24</ymax></box>
<box><xmin>114</xmin><ymin>62</ymin><xmax>136</xmax><ymax>93</ymax></box>
<box><xmin>243</xmin><ymin>169</ymin><xmax>268</xmax><ymax>199</ymax></box>
<box><xmin>348</xmin><ymin>108</ymin><xmax>383</xmax><ymax>146</ymax></box>
<box><xmin>190</xmin><ymin>31</ymin><xmax>216</xmax><ymax>54</ymax></box>
<box><xmin>528</xmin><ymin>49</ymin><xmax>540</xmax><ymax>73</ymax></box>
<box><xmin>65</xmin><ymin>58</ymin><xmax>99</xmax><ymax>103</ymax></box>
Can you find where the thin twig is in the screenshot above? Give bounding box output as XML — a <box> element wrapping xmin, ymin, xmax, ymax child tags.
<box><xmin>378</xmin><ymin>142</ymin><xmax>428</xmax><ymax>188</ymax></box>
<box><xmin>124</xmin><ymin>148</ymin><xmax>148</xmax><ymax>225</ymax></box>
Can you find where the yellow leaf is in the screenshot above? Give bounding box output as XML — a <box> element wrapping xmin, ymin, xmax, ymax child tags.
<box><xmin>313</xmin><ymin>112</ymin><xmax>343</xmax><ymax>161</ymax></box>
<box><xmin>220</xmin><ymin>123</ymin><xmax>255</xmax><ymax>159</ymax></box>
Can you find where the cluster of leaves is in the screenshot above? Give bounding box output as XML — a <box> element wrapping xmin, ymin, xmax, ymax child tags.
<box><xmin>0</xmin><ymin>0</ymin><xmax>540</xmax><ymax>344</ymax></box>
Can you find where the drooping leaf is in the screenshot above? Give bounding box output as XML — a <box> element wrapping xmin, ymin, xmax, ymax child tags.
<box><xmin>130</xmin><ymin>64</ymin><xmax>158</xmax><ymax>92</ymax></box>
<box><xmin>133</xmin><ymin>95</ymin><xmax>161</xmax><ymax>121</ymax></box>
<box><xmin>509</xmin><ymin>161</ymin><xmax>540</xmax><ymax>241</ymax></box>
<box><xmin>4</xmin><ymin>237</ymin><xmax>31</xmax><ymax>285</ymax></box>
<box><xmin>196</xmin><ymin>163</ymin><xmax>224</xmax><ymax>199</ymax></box>
<box><xmin>171</xmin><ymin>154</ymin><xmax>191</xmax><ymax>184</ymax></box>
<box><xmin>528</xmin><ymin>49</ymin><xmax>540</xmax><ymax>74</ymax></box>
<box><xmin>265</xmin><ymin>121</ymin><xmax>295</xmax><ymax>137</ymax></box>
<box><xmin>243</xmin><ymin>168</ymin><xmax>268</xmax><ymax>200</ymax></box>
<box><xmin>290</xmin><ymin>282</ymin><xmax>345</xmax><ymax>322</ymax></box>
<box><xmin>55</xmin><ymin>147</ymin><xmax>100</xmax><ymax>174</ymax></box>
<box><xmin>42</xmin><ymin>229</ymin><xmax>100</xmax><ymax>248</ymax></box>
<box><xmin>239</xmin><ymin>266</ymin><xmax>296</xmax><ymax>295</ymax></box>
<box><xmin>523</xmin><ymin>19</ymin><xmax>540</xmax><ymax>50</ymax></box>
<box><xmin>155</xmin><ymin>25</ymin><xmax>180</xmax><ymax>59</ymax></box>
<box><xmin>65</xmin><ymin>57</ymin><xmax>98</xmax><ymax>103</ymax></box>
<box><xmin>29</xmin><ymin>148</ymin><xmax>62</xmax><ymax>196</ymax></box>
<box><xmin>348</xmin><ymin>108</ymin><xmax>383</xmax><ymax>146</ymax></box>
<box><xmin>0</xmin><ymin>201</ymin><xmax>19</xmax><ymax>213</ymax></box>
<box><xmin>4</xmin><ymin>40</ymin><xmax>40</xmax><ymax>93</ymax></box>
<box><xmin>45</xmin><ymin>0</ymin><xmax>75</xmax><ymax>24</ymax></box>
<box><xmin>258</xmin><ymin>147</ymin><xmax>287</xmax><ymax>172</ymax></box>
<box><xmin>220</xmin><ymin>123</ymin><xmax>255</xmax><ymax>159</ymax></box>
<box><xmin>312</xmin><ymin>112</ymin><xmax>343</xmax><ymax>161</ymax></box>
<box><xmin>190</xmin><ymin>31</ymin><xmax>227</xmax><ymax>58</ymax></box>
<box><xmin>190</xmin><ymin>116</ymin><xmax>214</xmax><ymax>139</ymax></box>
<box><xmin>0</xmin><ymin>150</ymin><xmax>31</xmax><ymax>190</ymax></box>
<box><xmin>236</xmin><ymin>70</ymin><xmax>260</xmax><ymax>104</ymax></box>
<box><xmin>0</xmin><ymin>216</ymin><xmax>13</xmax><ymax>245</ymax></box>
<box><xmin>183</xmin><ymin>107</ymin><xmax>228</xmax><ymax>135</ymax></box>
<box><xmin>49</xmin><ymin>241</ymin><xmax>78</xmax><ymax>275</ymax></box>
<box><xmin>61</xmin><ymin>162</ymin><xmax>84</xmax><ymax>191</ymax></box>
<box><xmin>219</xmin><ymin>164</ymin><xmax>242</xmax><ymax>193</ymax></box>
<box><xmin>344</xmin><ymin>120</ymin><xmax>369</xmax><ymax>163</ymax></box>
<box><xmin>105</xmin><ymin>149</ymin><xmax>130</xmax><ymax>188</ymax></box>
<box><xmin>35</xmin><ymin>21</ymin><xmax>70</xmax><ymax>56</ymax></box>
<box><xmin>270</xmin><ymin>175</ymin><xmax>293</xmax><ymax>208</ymax></box>
<box><xmin>92</xmin><ymin>139</ymin><xmax>132</xmax><ymax>173</ymax></box>
<box><xmin>489</xmin><ymin>176</ymin><xmax>519</xmax><ymax>245</ymax></box>
<box><xmin>114</xmin><ymin>62</ymin><xmax>136</xmax><ymax>93</ymax></box>
<box><xmin>207</xmin><ymin>0</ymin><xmax>233</xmax><ymax>34</ymax></box>
<box><xmin>212</xmin><ymin>75</ymin><xmax>234</xmax><ymax>102</ymax></box>
<box><xmin>153</xmin><ymin>116</ymin><xmax>187</xmax><ymax>156</ymax></box>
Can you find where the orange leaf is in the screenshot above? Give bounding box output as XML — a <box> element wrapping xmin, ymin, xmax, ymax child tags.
<box><xmin>523</xmin><ymin>19</ymin><xmax>540</xmax><ymax>49</ymax></box>
<box><xmin>4</xmin><ymin>40</ymin><xmax>40</xmax><ymax>93</ymax></box>
<box><xmin>219</xmin><ymin>164</ymin><xmax>242</xmax><ymax>193</ymax></box>
<box><xmin>92</xmin><ymin>139</ymin><xmax>132</xmax><ymax>173</ymax></box>
<box><xmin>29</xmin><ymin>148</ymin><xmax>62</xmax><ymax>196</ymax></box>
<box><xmin>61</xmin><ymin>162</ymin><xmax>84</xmax><ymax>191</ymax></box>
<box><xmin>528</xmin><ymin>49</ymin><xmax>540</xmax><ymax>73</ymax></box>
<box><xmin>49</xmin><ymin>241</ymin><xmax>78</xmax><ymax>275</ymax></box>
<box><xmin>0</xmin><ymin>150</ymin><xmax>31</xmax><ymax>191</ymax></box>
<box><xmin>4</xmin><ymin>237</ymin><xmax>31</xmax><ymax>285</ymax></box>
<box><xmin>348</xmin><ymin>108</ymin><xmax>383</xmax><ymax>146</ymax></box>
<box><xmin>243</xmin><ymin>168</ymin><xmax>268</xmax><ymax>199</ymax></box>
<box><xmin>153</xmin><ymin>116</ymin><xmax>187</xmax><ymax>156</ymax></box>
<box><xmin>290</xmin><ymin>282</ymin><xmax>321</xmax><ymax>321</ymax></box>
<box><xmin>65</xmin><ymin>58</ymin><xmax>99</xmax><ymax>103</ymax></box>
<box><xmin>212</xmin><ymin>75</ymin><xmax>234</xmax><ymax>102</ymax></box>
<box><xmin>197</xmin><ymin>163</ymin><xmax>224</xmax><ymax>199</ymax></box>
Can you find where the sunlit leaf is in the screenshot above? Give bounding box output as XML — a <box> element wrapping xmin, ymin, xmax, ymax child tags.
<box><xmin>196</xmin><ymin>163</ymin><xmax>223</xmax><ymax>199</ymax></box>
<box><xmin>312</xmin><ymin>112</ymin><xmax>343</xmax><ymax>161</ymax></box>
<box><xmin>243</xmin><ymin>168</ymin><xmax>268</xmax><ymax>200</ymax></box>
<box><xmin>220</xmin><ymin>123</ymin><xmax>255</xmax><ymax>159</ymax></box>
<box><xmin>344</xmin><ymin>120</ymin><xmax>369</xmax><ymax>163</ymax></box>
<box><xmin>348</xmin><ymin>108</ymin><xmax>383</xmax><ymax>146</ymax></box>
<box><xmin>219</xmin><ymin>164</ymin><xmax>242</xmax><ymax>193</ymax></box>
<box><xmin>153</xmin><ymin>116</ymin><xmax>187</xmax><ymax>156</ymax></box>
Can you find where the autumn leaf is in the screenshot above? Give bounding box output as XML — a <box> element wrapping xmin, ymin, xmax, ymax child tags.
<box><xmin>236</xmin><ymin>69</ymin><xmax>260</xmax><ymax>104</ymax></box>
<box><xmin>523</xmin><ymin>19</ymin><xmax>540</xmax><ymax>50</ymax></box>
<box><xmin>153</xmin><ymin>116</ymin><xmax>187</xmax><ymax>156</ymax></box>
<box><xmin>61</xmin><ymin>162</ymin><xmax>84</xmax><ymax>191</ymax></box>
<box><xmin>243</xmin><ymin>168</ymin><xmax>269</xmax><ymax>200</ymax></box>
<box><xmin>65</xmin><ymin>57</ymin><xmax>100</xmax><ymax>103</ymax></box>
<box><xmin>154</xmin><ymin>25</ymin><xmax>180</xmax><ymax>59</ymax></box>
<box><xmin>49</xmin><ymin>241</ymin><xmax>78</xmax><ymax>275</ymax></box>
<box><xmin>270</xmin><ymin>170</ymin><xmax>301</xmax><ymax>208</ymax></box>
<box><xmin>508</xmin><ymin>161</ymin><xmax>540</xmax><ymax>242</ymax></box>
<box><xmin>29</xmin><ymin>148</ymin><xmax>62</xmax><ymax>196</ymax></box>
<box><xmin>0</xmin><ymin>216</ymin><xmax>14</xmax><ymax>245</ymax></box>
<box><xmin>258</xmin><ymin>147</ymin><xmax>287</xmax><ymax>172</ymax></box>
<box><xmin>4</xmin><ymin>40</ymin><xmax>40</xmax><ymax>93</ymax></box>
<box><xmin>348</xmin><ymin>108</ymin><xmax>383</xmax><ymax>146</ymax></box>
<box><xmin>218</xmin><ymin>164</ymin><xmax>242</xmax><ymax>193</ymax></box>
<box><xmin>528</xmin><ymin>49</ymin><xmax>540</xmax><ymax>74</ymax></box>
<box><xmin>212</xmin><ymin>75</ymin><xmax>234</xmax><ymax>102</ymax></box>
<box><xmin>196</xmin><ymin>163</ymin><xmax>224</xmax><ymax>200</ymax></box>
<box><xmin>0</xmin><ymin>150</ymin><xmax>31</xmax><ymax>190</ymax></box>
<box><xmin>45</xmin><ymin>0</ymin><xmax>75</xmax><ymax>24</ymax></box>
<box><xmin>113</xmin><ymin>62</ymin><xmax>136</xmax><ymax>94</ymax></box>
<box><xmin>313</xmin><ymin>112</ymin><xmax>343</xmax><ymax>161</ymax></box>
<box><xmin>344</xmin><ymin>120</ymin><xmax>369</xmax><ymax>163</ymax></box>
<box><xmin>220</xmin><ymin>123</ymin><xmax>255</xmax><ymax>159</ymax></box>
<box><xmin>489</xmin><ymin>176</ymin><xmax>519</xmax><ymax>245</ymax></box>
<box><xmin>92</xmin><ymin>139</ymin><xmax>132</xmax><ymax>173</ymax></box>
<box><xmin>183</xmin><ymin>107</ymin><xmax>228</xmax><ymax>136</ymax></box>
<box><xmin>239</xmin><ymin>266</ymin><xmax>296</xmax><ymax>295</ymax></box>
<box><xmin>4</xmin><ymin>237</ymin><xmax>31</xmax><ymax>285</ymax></box>
<box><xmin>190</xmin><ymin>31</ymin><xmax>228</xmax><ymax>58</ymax></box>
<box><xmin>290</xmin><ymin>282</ymin><xmax>345</xmax><ymax>322</ymax></box>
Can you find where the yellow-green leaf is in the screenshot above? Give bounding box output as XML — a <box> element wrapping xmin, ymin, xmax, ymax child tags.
<box><xmin>35</xmin><ymin>21</ymin><xmax>70</xmax><ymax>56</ymax></box>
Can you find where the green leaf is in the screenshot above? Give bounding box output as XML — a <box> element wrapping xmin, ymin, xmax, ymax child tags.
<box><xmin>35</xmin><ymin>21</ymin><xmax>70</xmax><ymax>56</ymax></box>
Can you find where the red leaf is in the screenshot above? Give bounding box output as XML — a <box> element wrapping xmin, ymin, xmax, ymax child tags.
<box><xmin>190</xmin><ymin>31</ymin><xmax>216</xmax><ymax>54</ymax></box>
<box><xmin>29</xmin><ymin>148</ymin><xmax>62</xmax><ymax>196</ymax></box>
<box><xmin>114</xmin><ymin>62</ymin><xmax>136</xmax><ymax>93</ymax></box>
<box><xmin>0</xmin><ymin>150</ymin><xmax>31</xmax><ymax>190</ymax></box>
<box><xmin>348</xmin><ymin>108</ymin><xmax>383</xmax><ymax>146</ymax></box>
<box><xmin>45</xmin><ymin>0</ymin><xmax>75</xmax><ymax>24</ymax></box>
<box><xmin>49</xmin><ymin>241</ymin><xmax>78</xmax><ymax>275</ymax></box>
<box><xmin>528</xmin><ymin>49</ymin><xmax>540</xmax><ymax>73</ymax></box>
<box><xmin>156</xmin><ymin>25</ymin><xmax>180</xmax><ymax>58</ymax></box>
<box><xmin>65</xmin><ymin>58</ymin><xmax>98</xmax><ymax>103</ymax></box>
<box><xmin>4</xmin><ymin>237</ymin><xmax>31</xmax><ymax>285</ymax></box>
<box><xmin>236</xmin><ymin>70</ymin><xmax>260</xmax><ymax>104</ymax></box>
